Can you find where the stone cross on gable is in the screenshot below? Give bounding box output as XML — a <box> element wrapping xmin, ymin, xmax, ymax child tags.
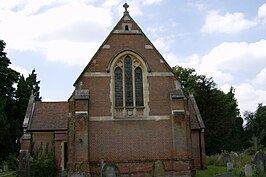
<box><xmin>123</xmin><ymin>3</ymin><xmax>129</xmax><ymax>13</ymax></box>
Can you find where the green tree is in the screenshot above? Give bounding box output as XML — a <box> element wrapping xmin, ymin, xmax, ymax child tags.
<box><xmin>173</xmin><ymin>66</ymin><xmax>243</xmax><ymax>154</ymax></box>
<box><xmin>0</xmin><ymin>39</ymin><xmax>19</xmax><ymax>161</ymax></box>
<box><xmin>0</xmin><ymin>39</ymin><xmax>41</xmax><ymax>162</ymax></box>
<box><xmin>244</xmin><ymin>103</ymin><xmax>266</xmax><ymax>151</ymax></box>
<box><xmin>16</xmin><ymin>69</ymin><xmax>41</xmax><ymax>129</ymax></box>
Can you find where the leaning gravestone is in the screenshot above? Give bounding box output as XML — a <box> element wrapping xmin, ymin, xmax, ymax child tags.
<box><xmin>254</xmin><ymin>151</ymin><xmax>265</xmax><ymax>176</ymax></box>
<box><xmin>213</xmin><ymin>172</ymin><xmax>234</xmax><ymax>177</ymax></box>
<box><xmin>244</xmin><ymin>164</ymin><xmax>252</xmax><ymax>177</ymax></box>
<box><xmin>152</xmin><ymin>160</ymin><xmax>165</xmax><ymax>177</ymax></box>
<box><xmin>102</xmin><ymin>163</ymin><xmax>120</xmax><ymax>177</ymax></box>
<box><xmin>227</xmin><ymin>162</ymin><xmax>233</xmax><ymax>171</ymax></box>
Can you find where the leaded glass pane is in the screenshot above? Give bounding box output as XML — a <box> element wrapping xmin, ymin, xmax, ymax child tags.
<box><xmin>124</xmin><ymin>56</ymin><xmax>133</xmax><ymax>107</ymax></box>
<box><xmin>115</xmin><ymin>67</ymin><xmax>123</xmax><ymax>107</ymax></box>
<box><xmin>135</xmin><ymin>67</ymin><xmax>144</xmax><ymax>106</ymax></box>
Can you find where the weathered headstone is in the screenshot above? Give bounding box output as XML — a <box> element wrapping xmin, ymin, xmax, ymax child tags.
<box><xmin>22</xmin><ymin>153</ymin><xmax>33</xmax><ymax>177</ymax></box>
<box><xmin>68</xmin><ymin>172</ymin><xmax>86</xmax><ymax>177</ymax></box>
<box><xmin>244</xmin><ymin>164</ymin><xmax>252</xmax><ymax>177</ymax></box>
<box><xmin>254</xmin><ymin>151</ymin><xmax>264</xmax><ymax>175</ymax></box>
<box><xmin>222</xmin><ymin>153</ymin><xmax>231</xmax><ymax>164</ymax></box>
<box><xmin>102</xmin><ymin>163</ymin><xmax>120</xmax><ymax>177</ymax></box>
<box><xmin>227</xmin><ymin>162</ymin><xmax>233</xmax><ymax>171</ymax></box>
<box><xmin>213</xmin><ymin>172</ymin><xmax>234</xmax><ymax>177</ymax></box>
<box><xmin>152</xmin><ymin>160</ymin><xmax>165</xmax><ymax>177</ymax></box>
<box><xmin>3</xmin><ymin>163</ymin><xmax>8</xmax><ymax>172</ymax></box>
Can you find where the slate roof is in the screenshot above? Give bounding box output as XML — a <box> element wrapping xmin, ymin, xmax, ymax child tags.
<box><xmin>29</xmin><ymin>101</ymin><xmax>68</xmax><ymax>131</ymax></box>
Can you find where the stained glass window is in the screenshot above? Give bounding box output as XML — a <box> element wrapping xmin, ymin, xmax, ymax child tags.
<box><xmin>135</xmin><ymin>67</ymin><xmax>144</xmax><ymax>106</ymax></box>
<box><xmin>115</xmin><ymin>67</ymin><xmax>123</xmax><ymax>107</ymax></box>
<box><xmin>124</xmin><ymin>56</ymin><xmax>133</xmax><ymax>107</ymax></box>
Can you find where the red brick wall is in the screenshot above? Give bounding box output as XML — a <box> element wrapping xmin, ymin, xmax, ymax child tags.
<box><xmin>89</xmin><ymin>119</ymin><xmax>173</xmax><ymax>162</ymax></box>
<box><xmin>148</xmin><ymin>76</ymin><xmax>176</xmax><ymax>115</ymax></box>
<box><xmin>86</xmin><ymin>34</ymin><xmax>170</xmax><ymax>73</ymax></box>
<box><xmin>81</xmin><ymin>77</ymin><xmax>111</xmax><ymax>117</ymax></box>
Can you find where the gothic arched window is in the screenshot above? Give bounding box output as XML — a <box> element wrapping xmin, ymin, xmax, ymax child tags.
<box><xmin>114</xmin><ymin>55</ymin><xmax>144</xmax><ymax>117</ymax></box>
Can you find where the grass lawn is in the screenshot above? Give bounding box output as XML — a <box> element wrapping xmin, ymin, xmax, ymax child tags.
<box><xmin>195</xmin><ymin>165</ymin><xmax>228</xmax><ymax>177</ymax></box>
<box><xmin>0</xmin><ymin>171</ymin><xmax>16</xmax><ymax>177</ymax></box>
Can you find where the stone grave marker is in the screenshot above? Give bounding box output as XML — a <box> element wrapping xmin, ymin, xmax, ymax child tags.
<box><xmin>244</xmin><ymin>164</ymin><xmax>252</xmax><ymax>177</ymax></box>
<box><xmin>102</xmin><ymin>163</ymin><xmax>120</xmax><ymax>177</ymax></box>
<box><xmin>152</xmin><ymin>160</ymin><xmax>165</xmax><ymax>177</ymax></box>
<box><xmin>68</xmin><ymin>172</ymin><xmax>86</xmax><ymax>177</ymax></box>
<box><xmin>22</xmin><ymin>152</ymin><xmax>33</xmax><ymax>177</ymax></box>
<box><xmin>214</xmin><ymin>172</ymin><xmax>234</xmax><ymax>177</ymax></box>
<box><xmin>254</xmin><ymin>151</ymin><xmax>265</xmax><ymax>175</ymax></box>
<box><xmin>227</xmin><ymin>162</ymin><xmax>233</xmax><ymax>171</ymax></box>
<box><xmin>222</xmin><ymin>153</ymin><xmax>231</xmax><ymax>164</ymax></box>
<box><xmin>3</xmin><ymin>163</ymin><xmax>8</xmax><ymax>172</ymax></box>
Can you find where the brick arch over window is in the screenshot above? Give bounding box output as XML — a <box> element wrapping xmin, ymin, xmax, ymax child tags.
<box><xmin>109</xmin><ymin>51</ymin><xmax>150</xmax><ymax>118</ymax></box>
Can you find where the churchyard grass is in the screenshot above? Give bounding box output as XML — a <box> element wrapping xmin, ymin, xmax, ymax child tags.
<box><xmin>0</xmin><ymin>170</ymin><xmax>16</xmax><ymax>177</ymax></box>
<box><xmin>195</xmin><ymin>151</ymin><xmax>266</xmax><ymax>177</ymax></box>
<box><xmin>195</xmin><ymin>165</ymin><xmax>227</xmax><ymax>177</ymax></box>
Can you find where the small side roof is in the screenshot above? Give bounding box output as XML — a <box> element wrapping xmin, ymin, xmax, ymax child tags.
<box><xmin>28</xmin><ymin>101</ymin><xmax>68</xmax><ymax>131</ymax></box>
<box><xmin>189</xmin><ymin>94</ymin><xmax>205</xmax><ymax>130</ymax></box>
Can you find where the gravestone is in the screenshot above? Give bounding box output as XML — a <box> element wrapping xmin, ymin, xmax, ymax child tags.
<box><xmin>254</xmin><ymin>151</ymin><xmax>264</xmax><ymax>175</ymax></box>
<box><xmin>222</xmin><ymin>153</ymin><xmax>231</xmax><ymax>164</ymax></box>
<box><xmin>68</xmin><ymin>172</ymin><xmax>86</xmax><ymax>177</ymax></box>
<box><xmin>227</xmin><ymin>162</ymin><xmax>233</xmax><ymax>171</ymax></box>
<box><xmin>3</xmin><ymin>163</ymin><xmax>8</xmax><ymax>172</ymax></box>
<box><xmin>213</xmin><ymin>172</ymin><xmax>234</xmax><ymax>177</ymax></box>
<box><xmin>102</xmin><ymin>163</ymin><xmax>120</xmax><ymax>177</ymax></box>
<box><xmin>152</xmin><ymin>160</ymin><xmax>165</xmax><ymax>177</ymax></box>
<box><xmin>244</xmin><ymin>164</ymin><xmax>252</xmax><ymax>177</ymax></box>
<box><xmin>22</xmin><ymin>153</ymin><xmax>33</xmax><ymax>177</ymax></box>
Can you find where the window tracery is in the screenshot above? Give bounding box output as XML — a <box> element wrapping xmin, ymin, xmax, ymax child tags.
<box><xmin>113</xmin><ymin>54</ymin><xmax>145</xmax><ymax>117</ymax></box>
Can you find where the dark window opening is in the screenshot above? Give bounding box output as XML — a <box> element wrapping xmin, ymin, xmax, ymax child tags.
<box><xmin>125</xmin><ymin>25</ymin><xmax>129</xmax><ymax>31</ymax></box>
<box><xmin>115</xmin><ymin>67</ymin><xmax>123</xmax><ymax>107</ymax></box>
<box><xmin>64</xmin><ymin>142</ymin><xmax>68</xmax><ymax>169</ymax></box>
<box><xmin>124</xmin><ymin>56</ymin><xmax>133</xmax><ymax>107</ymax></box>
<box><xmin>135</xmin><ymin>67</ymin><xmax>144</xmax><ymax>106</ymax></box>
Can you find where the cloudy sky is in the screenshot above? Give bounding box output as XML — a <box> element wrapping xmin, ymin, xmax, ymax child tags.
<box><xmin>1</xmin><ymin>0</ymin><xmax>266</xmax><ymax>115</ymax></box>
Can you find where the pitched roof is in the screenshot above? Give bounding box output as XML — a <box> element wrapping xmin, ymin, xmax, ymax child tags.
<box><xmin>73</xmin><ymin>5</ymin><xmax>180</xmax><ymax>87</ymax></box>
<box><xmin>188</xmin><ymin>95</ymin><xmax>205</xmax><ymax>130</ymax></box>
<box><xmin>29</xmin><ymin>102</ymin><xmax>68</xmax><ymax>131</ymax></box>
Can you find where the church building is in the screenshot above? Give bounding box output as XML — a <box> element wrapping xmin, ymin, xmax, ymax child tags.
<box><xmin>20</xmin><ymin>4</ymin><xmax>206</xmax><ymax>177</ymax></box>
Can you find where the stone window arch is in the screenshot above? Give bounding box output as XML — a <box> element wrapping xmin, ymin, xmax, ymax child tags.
<box><xmin>110</xmin><ymin>51</ymin><xmax>149</xmax><ymax>118</ymax></box>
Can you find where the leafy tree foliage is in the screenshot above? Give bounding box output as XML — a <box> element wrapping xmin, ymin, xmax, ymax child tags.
<box><xmin>0</xmin><ymin>39</ymin><xmax>19</xmax><ymax>161</ymax></box>
<box><xmin>244</xmin><ymin>103</ymin><xmax>266</xmax><ymax>151</ymax></box>
<box><xmin>173</xmin><ymin>66</ymin><xmax>244</xmax><ymax>155</ymax></box>
<box><xmin>16</xmin><ymin>69</ymin><xmax>41</xmax><ymax>129</ymax></box>
<box><xmin>0</xmin><ymin>39</ymin><xmax>41</xmax><ymax>162</ymax></box>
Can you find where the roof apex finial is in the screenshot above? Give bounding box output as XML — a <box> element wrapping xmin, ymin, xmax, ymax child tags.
<box><xmin>123</xmin><ymin>3</ymin><xmax>129</xmax><ymax>14</ymax></box>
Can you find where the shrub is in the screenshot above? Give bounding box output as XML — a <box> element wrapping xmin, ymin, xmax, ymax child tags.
<box><xmin>7</xmin><ymin>154</ymin><xmax>19</xmax><ymax>171</ymax></box>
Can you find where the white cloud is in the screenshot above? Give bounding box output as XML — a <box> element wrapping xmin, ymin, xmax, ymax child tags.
<box><xmin>41</xmin><ymin>40</ymin><xmax>99</xmax><ymax>66</ymax></box>
<box><xmin>200</xmin><ymin>40</ymin><xmax>266</xmax><ymax>72</ymax></box>
<box><xmin>10</xmin><ymin>64</ymin><xmax>29</xmax><ymax>77</ymax></box>
<box><xmin>253</xmin><ymin>68</ymin><xmax>266</xmax><ymax>86</ymax></box>
<box><xmin>258</xmin><ymin>3</ymin><xmax>266</xmax><ymax>24</ymax></box>
<box><xmin>201</xmin><ymin>10</ymin><xmax>256</xmax><ymax>34</ymax></box>
<box><xmin>176</xmin><ymin>39</ymin><xmax>266</xmax><ymax>113</ymax></box>
<box><xmin>153</xmin><ymin>35</ymin><xmax>176</xmax><ymax>52</ymax></box>
<box><xmin>0</xmin><ymin>1</ymin><xmax>113</xmax><ymax>67</ymax></box>
<box><xmin>142</xmin><ymin>0</ymin><xmax>162</xmax><ymax>5</ymax></box>
<box><xmin>187</xmin><ymin>2</ymin><xmax>206</xmax><ymax>11</ymax></box>
<box><xmin>235</xmin><ymin>83</ymin><xmax>266</xmax><ymax>113</ymax></box>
